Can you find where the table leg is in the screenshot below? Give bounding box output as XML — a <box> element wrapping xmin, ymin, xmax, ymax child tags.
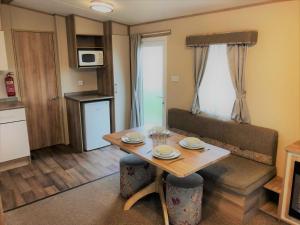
<box><xmin>123</xmin><ymin>168</ymin><xmax>169</xmax><ymax>225</ymax></box>
<box><xmin>158</xmin><ymin>178</ymin><xmax>169</xmax><ymax>225</ymax></box>
<box><xmin>124</xmin><ymin>181</ymin><xmax>156</xmax><ymax>210</ymax></box>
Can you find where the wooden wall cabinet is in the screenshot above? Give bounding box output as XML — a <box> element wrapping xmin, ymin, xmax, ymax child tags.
<box><xmin>66</xmin><ymin>15</ymin><xmax>105</xmax><ymax>69</ymax></box>
<box><xmin>0</xmin><ymin>31</ymin><xmax>8</xmax><ymax>71</ymax></box>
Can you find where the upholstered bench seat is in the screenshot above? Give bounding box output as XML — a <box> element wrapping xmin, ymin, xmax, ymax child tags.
<box><xmin>198</xmin><ymin>155</ymin><xmax>276</xmax><ymax>195</ymax></box>
<box><xmin>169</xmin><ymin>127</ymin><xmax>276</xmax><ymax>195</ymax></box>
<box><xmin>168</xmin><ymin>108</ymin><xmax>279</xmax><ymax>223</ymax></box>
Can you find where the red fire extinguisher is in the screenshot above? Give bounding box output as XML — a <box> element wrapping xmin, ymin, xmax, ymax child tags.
<box><xmin>5</xmin><ymin>72</ymin><xmax>16</xmax><ymax>97</ymax></box>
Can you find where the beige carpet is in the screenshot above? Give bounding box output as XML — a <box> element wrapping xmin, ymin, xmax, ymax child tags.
<box><xmin>5</xmin><ymin>173</ymin><xmax>287</xmax><ymax>225</ymax></box>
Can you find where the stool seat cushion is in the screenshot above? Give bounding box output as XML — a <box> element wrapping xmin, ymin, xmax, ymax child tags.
<box><xmin>166</xmin><ymin>173</ymin><xmax>203</xmax><ymax>189</ymax></box>
<box><xmin>120</xmin><ymin>154</ymin><xmax>149</xmax><ymax>166</ymax></box>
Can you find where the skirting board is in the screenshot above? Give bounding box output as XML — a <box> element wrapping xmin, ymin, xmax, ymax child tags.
<box><xmin>0</xmin><ymin>156</ymin><xmax>31</xmax><ymax>172</ymax></box>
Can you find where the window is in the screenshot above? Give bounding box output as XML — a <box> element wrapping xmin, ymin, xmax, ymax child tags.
<box><xmin>199</xmin><ymin>44</ymin><xmax>235</xmax><ymax>120</ymax></box>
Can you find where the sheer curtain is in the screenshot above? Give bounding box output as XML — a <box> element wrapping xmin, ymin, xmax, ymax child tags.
<box><xmin>227</xmin><ymin>44</ymin><xmax>251</xmax><ymax>123</ymax></box>
<box><xmin>191</xmin><ymin>46</ymin><xmax>209</xmax><ymax>114</ymax></box>
<box><xmin>198</xmin><ymin>44</ymin><xmax>236</xmax><ymax>120</ymax></box>
<box><xmin>130</xmin><ymin>34</ymin><xmax>144</xmax><ymax>128</ymax></box>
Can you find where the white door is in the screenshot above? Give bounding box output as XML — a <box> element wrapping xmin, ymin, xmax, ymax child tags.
<box><xmin>112</xmin><ymin>35</ymin><xmax>131</xmax><ymax>131</ymax></box>
<box><xmin>0</xmin><ymin>121</ymin><xmax>30</xmax><ymax>163</ymax></box>
<box><xmin>141</xmin><ymin>37</ymin><xmax>167</xmax><ymax>127</ymax></box>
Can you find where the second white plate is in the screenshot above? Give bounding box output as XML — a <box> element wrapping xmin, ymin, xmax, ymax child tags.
<box><xmin>179</xmin><ymin>140</ymin><xmax>205</xmax><ymax>150</ymax></box>
<box><xmin>121</xmin><ymin>136</ymin><xmax>144</xmax><ymax>144</ymax></box>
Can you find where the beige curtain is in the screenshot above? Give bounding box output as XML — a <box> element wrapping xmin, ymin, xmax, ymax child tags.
<box><xmin>191</xmin><ymin>46</ymin><xmax>209</xmax><ymax>114</ymax></box>
<box><xmin>130</xmin><ymin>34</ymin><xmax>144</xmax><ymax>128</ymax></box>
<box><xmin>227</xmin><ymin>44</ymin><xmax>251</xmax><ymax>123</ymax></box>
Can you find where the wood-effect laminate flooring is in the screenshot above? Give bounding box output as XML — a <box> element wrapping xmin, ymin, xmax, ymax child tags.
<box><xmin>0</xmin><ymin>145</ymin><xmax>126</xmax><ymax>212</ymax></box>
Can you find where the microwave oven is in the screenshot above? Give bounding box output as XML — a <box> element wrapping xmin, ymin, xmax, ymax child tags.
<box><xmin>78</xmin><ymin>50</ymin><xmax>104</xmax><ymax>67</ymax></box>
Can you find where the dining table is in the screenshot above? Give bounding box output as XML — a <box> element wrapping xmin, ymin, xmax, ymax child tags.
<box><xmin>104</xmin><ymin>127</ymin><xmax>231</xmax><ymax>225</ymax></box>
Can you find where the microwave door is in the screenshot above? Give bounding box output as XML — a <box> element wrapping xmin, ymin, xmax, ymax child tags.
<box><xmin>78</xmin><ymin>50</ymin><xmax>104</xmax><ymax>67</ymax></box>
<box><xmin>80</xmin><ymin>53</ymin><xmax>96</xmax><ymax>66</ymax></box>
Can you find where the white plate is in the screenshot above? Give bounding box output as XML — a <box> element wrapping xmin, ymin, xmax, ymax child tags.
<box><xmin>153</xmin><ymin>151</ymin><xmax>181</xmax><ymax>159</ymax></box>
<box><xmin>125</xmin><ymin>132</ymin><xmax>145</xmax><ymax>142</ymax></box>
<box><xmin>179</xmin><ymin>140</ymin><xmax>205</xmax><ymax>150</ymax></box>
<box><xmin>152</xmin><ymin>145</ymin><xmax>181</xmax><ymax>159</ymax></box>
<box><xmin>181</xmin><ymin>137</ymin><xmax>205</xmax><ymax>147</ymax></box>
<box><xmin>153</xmin><ymin>145</ymin><xmax>174</xmax><ymax>156</ymax></box>
<box><xmin>121</xmin><ymin>136</ymin><xmax>144</xmax><ymax>144</ymax></box>
<box><xmin>153</xmin><ymin>150</ymin><xmax>175</xmax><ymax>157</ymax></box>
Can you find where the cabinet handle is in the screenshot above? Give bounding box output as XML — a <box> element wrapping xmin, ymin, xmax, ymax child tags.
<box><xmin>50</xmin><ymin>96</ymin><xmax>59</xmax><ymax>101</ymax></box>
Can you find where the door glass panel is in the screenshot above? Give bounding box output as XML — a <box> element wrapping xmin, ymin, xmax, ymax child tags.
<box><xmin>142</xmin><ymin>39</ymin><xmax>165</xmax><ymax>127</ymax></box>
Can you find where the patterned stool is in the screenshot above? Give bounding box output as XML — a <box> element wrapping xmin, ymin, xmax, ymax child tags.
<box><xmin>120</xmin><ymin>154</ymin><xmax>155</xmax><ymax>198</ymax></box>
<box><xmin>166</xmin><ymin>173</ymin><xmax>204</xmax><ymax>225</ymax></box>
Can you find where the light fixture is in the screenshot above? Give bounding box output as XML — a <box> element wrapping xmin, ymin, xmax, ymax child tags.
<box><xmin>90</xmin><ymin>0</ymin><xmax>113</xmax><ymax>13</ymax></box>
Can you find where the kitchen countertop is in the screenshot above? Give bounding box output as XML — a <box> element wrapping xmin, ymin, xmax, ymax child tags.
<box><xmin>0</xmin><ymin>101</ymin><xmax>24</xmax><ymax>111</ymax></box>
<box><xmin>64</xmin><ymin>92</ymin><xmax>114</xmax><ymax>102</ymax></box>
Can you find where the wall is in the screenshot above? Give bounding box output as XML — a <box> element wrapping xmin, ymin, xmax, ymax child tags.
<box><xmin>54</xmin><ymin>15</ymin><xmax>98</xmax><ymax>143</ymax></box>
<box><xmin>112</xmin><ymin>22</ymin><xmax>129</xmax><ymax>35</ymax></box>
<box><xmin>0</xmin><ymin>5</ymin><xmax>98</xmax><ymax>144</ymax></box>
<box><xmin>130</xmin><ymin>0</ymin><xmax>300</xmax><ymax>176</ymax></box>
<box><xmin>0</xmin><ymin>5</ymin><xmax>5</xmax><ymax>98</ymax></box>
<box><xmin>111</xmin><ymin>22</ymin><xmax>131</xmax><ymax>131</ymax></box>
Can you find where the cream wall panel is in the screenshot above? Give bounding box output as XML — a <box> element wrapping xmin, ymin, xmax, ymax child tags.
<box><xmin>130</xmin><ymin>0</ymin><xmax>300</xmax><ymax>176</ymax></box>
<box><xmin>54</xmin><ymin>15</ymin><xmax>98</xmax><ymax>144</ymax></box>
<box><xmin>74</xmin><ymin>16</ymin><xmax>103</xmax><ymax>35</ymax></box>
<box><xmin>10</xmin><ymin>6</ymin><xmax>55</xmax><ymax>31</ymax></box>
<box><xmin>0</xmin><ymin>31</ymin><xmax>8</xmax><ymax>71</ymax></box>
<box><xmin>112</xmin><ymin>35</ymin><xmax>131</xmax><ymax>131</ymax></box>
<box><xmin>0</xmin><ymin>4</ymin><xmax>20</xmax><ymax>99</ymax></box>
<box><xmin>112</xmin><ymin>22</ymin><xmax>128</xmax><ymax>35</ymax></box>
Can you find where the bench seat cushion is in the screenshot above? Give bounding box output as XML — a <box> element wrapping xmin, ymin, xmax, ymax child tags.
<box><xmin>197</xmin><ymin>155</ymin><xmax>276</xmax><ymax>195</ymax></box>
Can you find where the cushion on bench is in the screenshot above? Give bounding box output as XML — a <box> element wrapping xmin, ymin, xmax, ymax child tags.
<box><xmin>197</xmin><ymin>155</ymin><xmax>276</xmax><ymax>195</ymax></box>
<box><xmin>168</xmin><ymin>108</ymin><xmax>278</xmax><ymax>166</ymax></box>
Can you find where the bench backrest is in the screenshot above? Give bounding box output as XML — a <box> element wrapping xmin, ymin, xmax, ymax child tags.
<box><xmin>168</xmin><ymin>108</ymin><xmax>278</xmax><ymax>166</ymax></box>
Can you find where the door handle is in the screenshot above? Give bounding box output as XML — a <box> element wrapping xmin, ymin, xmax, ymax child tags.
<box><xmin>50</xmin><ymin>96</ymin><xmax>59</xmax><ymax>101</ymax></box>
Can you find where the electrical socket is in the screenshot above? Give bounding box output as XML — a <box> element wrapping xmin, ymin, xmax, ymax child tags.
<box><xmin>171</xmin><ymin>75</ymin><xmax>179</xmax><ymax>82</ymax></box>
<box><xmin>78</xmin><ymin>80</ymin><xmax>84</xmax><ymax>86</ymax></box>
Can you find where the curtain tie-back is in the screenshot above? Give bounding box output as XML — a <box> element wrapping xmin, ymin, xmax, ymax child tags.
<box><xmin>236</xmin><ymin>91</ymin><xmax>246</xmax><ymax>100</ymax></box>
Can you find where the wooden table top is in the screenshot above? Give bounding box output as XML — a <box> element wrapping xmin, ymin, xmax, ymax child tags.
<box><xmin>104</xmin><ymin>127</ymin><xmax>230</xmax><ymax>178</ymax></box>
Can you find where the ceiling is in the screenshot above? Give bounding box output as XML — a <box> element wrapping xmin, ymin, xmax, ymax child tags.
<box><xmin>11</xmin><ymin>0</ymin><xmax>276</xmax><ymax>25</ymax></box>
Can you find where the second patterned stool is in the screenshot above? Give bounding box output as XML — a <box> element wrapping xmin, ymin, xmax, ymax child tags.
<box><xmin>166</xmin><ymin>173</ymin><xmax>204</xmax><ymax>225</ymax></box>
<box><xmin>120</xmin><ymin>154</ymin><xmax>155</xmax><ymax>198</ymax></box>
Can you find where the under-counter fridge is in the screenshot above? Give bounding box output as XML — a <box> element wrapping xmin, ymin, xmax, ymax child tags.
<box><xmin>82</xmin><ymin>101</ymin><xmax>111</xmax><ymax>151</ymax></box>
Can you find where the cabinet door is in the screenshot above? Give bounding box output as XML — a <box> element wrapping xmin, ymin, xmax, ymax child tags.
<box><xmin>112</xmin><ymin>35</ymin><xmax>131</xmax><ymax>131</ymax></box>
<box><xmin>83</xmin><ymin>101</ymin><xmax>111</xmax><ymax>150</ymax></box>
<box><xmin>0</xmin><ymin>121</ymin><xmax>30</xmax><ymax>163</ymax></box>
